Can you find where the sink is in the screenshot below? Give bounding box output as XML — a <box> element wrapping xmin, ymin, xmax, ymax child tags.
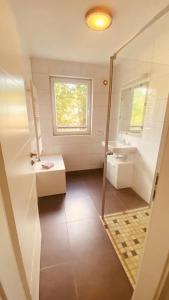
<box><xmin>102</xmin><ymin>140</ymin><xmax>136</xmax><ymax>155</ymax></box>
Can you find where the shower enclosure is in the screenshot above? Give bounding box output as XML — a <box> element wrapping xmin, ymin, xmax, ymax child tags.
<box><xmin>101</xmin><ymin>3</ymin><xmax>169</xmax><ymax>295</ymax></box>
<box><xmin>102</xmin><ymin>4</ymin><xmax>169</xmax><ymax>217</ymax></box>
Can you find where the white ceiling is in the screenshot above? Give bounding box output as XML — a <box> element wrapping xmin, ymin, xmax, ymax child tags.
<box><xmin>10</xmin><ymin>0</ymin><xmax>169</xmax><ymax>64</ymax></box>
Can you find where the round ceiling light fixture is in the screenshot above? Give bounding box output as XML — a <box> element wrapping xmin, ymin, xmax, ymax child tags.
<box><xmin>85</xmin><ymin>7</ymin><xmax>112</xmax><ymax>31</ymax></box>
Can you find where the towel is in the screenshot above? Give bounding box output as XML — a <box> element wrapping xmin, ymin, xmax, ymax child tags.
<box><xmin>41</xmin><ymin>161</ymin><xmax>55</xmax><ymax>169</ymax></box>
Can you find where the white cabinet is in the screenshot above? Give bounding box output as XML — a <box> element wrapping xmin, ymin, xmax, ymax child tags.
<box><xmin>106</xmin><ymin>155</ymin><xmax>133</xmax><ymax>189</ymax></box>
<box><xmin>34</xmin><ymin>155</ymin><xmax>66</xmax><ymax>197</ymax></box>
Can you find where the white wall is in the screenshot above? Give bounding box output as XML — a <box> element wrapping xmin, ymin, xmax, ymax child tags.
<box><xmin>31</xmin><ymin>57</ymin><xmax>109</xmax><ymax>171</ymax></box>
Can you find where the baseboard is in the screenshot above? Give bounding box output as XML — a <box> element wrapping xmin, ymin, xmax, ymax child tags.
<box><xmin>66</xmin><ymin>168</ymin><xmax>103</xmax><ymax>176</ymax></box>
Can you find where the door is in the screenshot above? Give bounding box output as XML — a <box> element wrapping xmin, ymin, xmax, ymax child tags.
<box><xmin>132</xmin><ymin>96</ymin><xmax>169</xmax><ymax>299</ymax></box>
<box><xmin>0</xmin><ymin>182</ymin><xmax>27</xmax><ymax>300</ymax></box>
<box><xmin>158</xmin><ymin>264</ymin><xmax>169</xmax><ymax>300</ymax></box>
<box><xmin>0</xmin><ymin>0</ymin><xmax>41</xmax><ymax>299</ymax></box>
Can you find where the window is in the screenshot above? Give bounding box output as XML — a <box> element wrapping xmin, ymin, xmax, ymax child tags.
<box><xmin>51</xmin><ymin>76</ymin><xmax>92</xmax><ymax>135</ymax></box>
<box><xmin>119</xmin><ymin>81</ymin><xmax>148</xmax><ymax>134</ymax></box>
<box><xmin>129</xmin><ymin>83</ymin><xmax>148</xmax><ymax>132</ymax></box>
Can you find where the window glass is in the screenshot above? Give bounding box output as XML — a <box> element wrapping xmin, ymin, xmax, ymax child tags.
<box><xmin>130</xmin><ymin>85</ymin><xmax>147</xmax><ymax>132</ymax></box>
<box><xmin>51</xmin><ymin>77</ymin><xmax>92</xmax><ymax>135</ymax></box>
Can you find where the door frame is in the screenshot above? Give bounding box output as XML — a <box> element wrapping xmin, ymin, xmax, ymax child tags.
<box><xmin>132</xmin><ymin>92</ymin><xmax>169</xmax><ymax>299</ymax></box>
<box><xmin>0</xmin><ymin>144</ymin><xmax>32</xmax><ymax>300</ymax></box>
<box><xmin>0</xmin><ymin>282</ymin><xmax>8</xmax><ymax>300</ymax></box>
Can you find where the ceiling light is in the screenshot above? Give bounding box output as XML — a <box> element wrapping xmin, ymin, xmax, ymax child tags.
<box><xmin>85</xmin><ymin>7</ymin><xmax>112</xmax><ymax>31</ymax></box>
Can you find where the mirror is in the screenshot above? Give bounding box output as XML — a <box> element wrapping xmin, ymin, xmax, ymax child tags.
<box><xmin>119</xmin><ymin>81</ymin><xmax>149</xmax><ymax>134</ymax></box>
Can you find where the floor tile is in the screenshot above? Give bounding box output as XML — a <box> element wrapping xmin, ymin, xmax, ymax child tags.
<box><xmin>39</xmin><ymin>169</ymin><xmax>147</xmax><ymax>299</ymax></box>
<box><xmin>105</xmin><ymin>191</ymin><xmax>127</xmax><ymax>213</ymax></box>
<box><xmin>67</xmin><ymin>218</ymin><xmax>113</xmax><ymax>257</ymax></box>
<box><xmin>73</xmin><ymin>251</ymin><xmax>133</xmax><ymax>300</ymax></box>
<box><xmin>40</xmin><ymin>264</ymin><xmax>77</xmax><ymax>300</ymax></box>
<box><xmin>65</xmin><ymin>197</ymin><xmax>98</xmax><ymax>222</ymax></box>
<box><xmin>40</xmin><ymin>223</ymin><xmax>72</xmax><ymax>268</ymax></box>
<box><xmin>66</xmin><ymin>174</ymin><xmax>89</xmax><ymax>198</ymax></box>
<box><xmin>39</xmin><ymin>194</ymin><xmax>66</xmax><ymax>225</ymax></box>
<box><xmin>117</xmin><ymin>188</ymin><xmax>146</xmax><ymax>210</ymax></box>
<box><xmin>93</xmin><ymin>191</ymin><xmax>127</xmax><ymax>215</ymax></box>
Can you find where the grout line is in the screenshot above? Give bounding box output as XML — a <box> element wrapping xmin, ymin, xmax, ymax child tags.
<box><xmin>41</xmin><ymin>261</ymin><xmax>72</xmax><ymax>272</ymax></box>
<box><xmin>64</xmin><ymin>202</ymin><xmax>80</xmax><ymax>300</ymax></box>
<box><xmin>104</xmin><ymin>205</ymin><xmax>150</xmax><ymax>218</ymax></box>
<box><xmin>40</xmin><ymin>212</ymin><xmax>100</xmax><ymax>226</ymax></box>
<box><xmin>60</xmin><ymin>179</ymin><xmax>104</xmax><ymax>299</ymax></box>
<box><xmin>66</xmin><ymin>215</ymin><xmax>99</xmax><ymax>224</ymax></box>
<box><xmin>71</xmin><ymin>263</ymin><xmax>79</xmax><ymax>300</ymax></box>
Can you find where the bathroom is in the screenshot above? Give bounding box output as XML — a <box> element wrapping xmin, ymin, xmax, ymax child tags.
<box><xmin>1</xmin><ymin>1</ymin><xmax>169</xmax><ymax>300</ymax></box>
<box><xmin>32</xmin><ymin>7</ymin><xmax>169</xmax><ymax>298</ymax></box>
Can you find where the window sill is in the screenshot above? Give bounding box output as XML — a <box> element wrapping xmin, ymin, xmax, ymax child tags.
<box><xmin>53</xmin><ymin>131</ymin><xmax>91</xmax><ymax>137</ymax></box>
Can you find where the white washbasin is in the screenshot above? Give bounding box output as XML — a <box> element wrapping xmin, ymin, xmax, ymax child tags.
<box><xmin>102</xmin><ymin>140</ymin><xmax>136</xmax><ymax>155</ymax></box>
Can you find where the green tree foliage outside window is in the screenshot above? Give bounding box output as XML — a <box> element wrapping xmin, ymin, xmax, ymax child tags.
<box><xmin>54</xmin><ymin>82</ymin><xmax>88</xmax><ymax>130</ymax></box>
<box><xmin>130</xmin><ymin>85</ymin><xmax>147</xmax><ymax>132</ymax></box>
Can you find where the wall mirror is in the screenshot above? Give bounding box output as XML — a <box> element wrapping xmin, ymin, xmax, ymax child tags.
<box><xmin>118</xmin><ymin>81</ymin><xmax>149</xmax><ymax>134</ymax></box>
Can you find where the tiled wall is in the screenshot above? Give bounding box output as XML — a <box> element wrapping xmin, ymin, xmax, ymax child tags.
<box><xmin>110</xmin><ymin>28</ymin><xmax>169</xmax><ymax>203</ymax></box>
<box><xmin>31</xmin><ymin>57</ymin><xmax>109</xmax><ymax>171</ymax></box>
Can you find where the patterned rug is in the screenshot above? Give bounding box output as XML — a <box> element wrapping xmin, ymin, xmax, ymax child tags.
<box><xmin>102</xmin><ymin>206</ymin><xmax>151</xmax><ymax>288</ymax></box>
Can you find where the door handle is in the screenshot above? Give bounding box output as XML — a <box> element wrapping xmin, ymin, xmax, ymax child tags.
<box><xmin>30</xmin><ymin>152</ymin><xmax>38</xmax><ymax>158</ymax></box>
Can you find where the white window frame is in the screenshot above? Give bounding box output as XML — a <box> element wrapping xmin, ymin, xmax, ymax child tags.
<box><xmin>129</xmin><ymin>82</ymin><xmax>148</xmax><ymax>133</ymax></box>
<box><xmin>120</xmin><ymin>80</ymin><xmax>149</xmax><ymax>134</ymax></box>
<box><xmin>50</xmin><ymin>76</ymin><xmax>92</xmax><ymax>136</ymax></box>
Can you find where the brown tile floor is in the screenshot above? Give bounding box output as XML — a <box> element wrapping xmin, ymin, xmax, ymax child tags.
<box><xmin>39</xmin><ymin>169</ymin><xmax>147</xmax><ymax>300</ymax></box>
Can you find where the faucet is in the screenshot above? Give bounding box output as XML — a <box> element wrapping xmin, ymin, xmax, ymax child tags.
<box><xmin>123</xmin><ymin>137</ymin><xmax>131</xmax><ymax>145</ymax></box>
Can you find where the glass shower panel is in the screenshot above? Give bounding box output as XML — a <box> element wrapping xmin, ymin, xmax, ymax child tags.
<box><xmin>102</xmin><ymin>11</ymin><xmax>169</xmax><ymax>289</ymax></box>
<box><xmin>104</xmin><ymin>11</ymin><xmax>169</xmax><ymax>215</ymax></box>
